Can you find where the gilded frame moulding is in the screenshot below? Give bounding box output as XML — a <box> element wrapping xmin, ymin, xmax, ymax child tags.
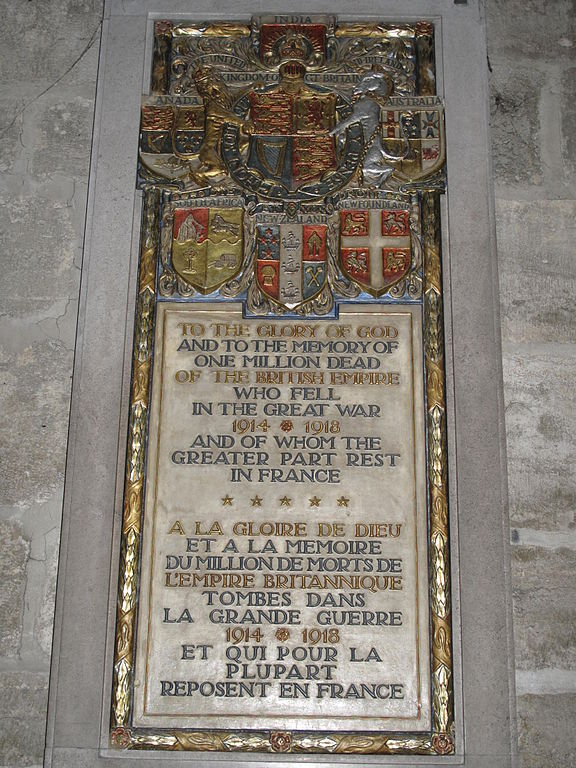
<box><xmin>111</xmin><ymin>14</ymin><xmax>453</xmax><ymax>756</ymax></box>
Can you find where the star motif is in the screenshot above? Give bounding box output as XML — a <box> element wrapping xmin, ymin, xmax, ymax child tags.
<box><xmin>309</xmin><ymin>496</ymin><xmax>321</xmax><ymax>507</ymax></box>
<box><xmin>251</xmin><ymin>495</ymin><xmax>263</xmax><ymax>507</ymax></box>
<box><xmin>337</xmin><ymin>496</ymin><xmax>350</xmax><ymax>507</ymax></box>
<box><xmin>222</xmin><ymin>495</ymin><xmax>233</xmax><ymax>506</ymax></box>
<box><xmin>279</xmin><ymin>496</ymin><xmax>292</xmax><ymax>507</ymax></box>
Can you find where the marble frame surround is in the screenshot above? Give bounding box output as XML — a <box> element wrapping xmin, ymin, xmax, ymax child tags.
<box><xmin>45</xmin><ymin>1</ymin><xmax>516</xmax><ymax>767</ymax></box>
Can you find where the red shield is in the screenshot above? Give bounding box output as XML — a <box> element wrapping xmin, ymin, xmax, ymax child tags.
<box><xmin>256</xmin><ymin>223</ymin><xmax>328</xmax><ymax>308</ymax></box>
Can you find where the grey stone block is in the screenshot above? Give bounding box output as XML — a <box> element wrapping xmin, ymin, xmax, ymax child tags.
<box><xmin>504</xmin><ymin>348</ymin><xmax>576</xmax><ymax>532</ymax></box>
<box><xmin>0</xmin><ymin>1</ymin><xmax>102</xmax><ymax>86</ymax></box>
<box><xmin>509</xmin><ymin>475</ymin><xmax>576</xmax><ymax>536</ymax></box>
<box><xmin>0</xmin><ymin>194</ymin><xmax>80</xmax><ymax>319</ymax></box>
<box><xmin>517</xmin><ymin>694</ymin><xmax>576</xmax><ymax>768</ymax></box>
<box><xmin>489</xmin><ymin>61</ymin><xmax>543</xmax><ymax>185</ymax></box>
<box><xmin>0</xmin><ymin>671</ymin><xmax>49</xmax><ymax>767</ymax></box>
<box><xmin>512</xmin><ymin>546</ymin><xmax>576</xmax><ymax>670</ymax></box>
<box><xmin>0</xmin><ymin>521</ymin><xmax>29</xmax><ymax>656</ymax></box>
<box><xmin>0</xmin><ymin>670</ymin><xmax>48</xmax><ymax>717</ymax></box>
<box><xmin>496</xmin><ymin>200</ymin><xmax>576</xmax><ymax>343</ymax></box>
<box><xmin>562</xmin><ymin>67</ymin><xmax>576</xmax><ymax>176</ymax></box>
<box><xmin>31</xmin><ymin>94</ymin><xmax>95</xmax><ymax>180</ymax></box>
<box><xmin>0</xmin><ymin>338</ymin><xmax>73</xmax><ymax>508</ymax></box>
<box><xmin>486</xmin><ymin>0</ymin><xmax>576</xmax><ymax>62</ymax></box>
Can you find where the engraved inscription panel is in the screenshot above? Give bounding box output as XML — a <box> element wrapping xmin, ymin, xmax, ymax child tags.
<box><xmin>133</xmin><ymin>304</ymin><xmax>429</xmax><ymax>731</ymax></box>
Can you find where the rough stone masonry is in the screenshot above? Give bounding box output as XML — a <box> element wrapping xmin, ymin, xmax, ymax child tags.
<box><xmin>0</xmin><ymin>1</ymin><xmax>574</xmax><ymax>766</ymax></box>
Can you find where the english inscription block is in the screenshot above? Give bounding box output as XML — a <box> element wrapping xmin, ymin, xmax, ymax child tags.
<box><xmin>111</xmin><ymin>13</ymin><xmax>454</xmax><ymax>757</ymax></box>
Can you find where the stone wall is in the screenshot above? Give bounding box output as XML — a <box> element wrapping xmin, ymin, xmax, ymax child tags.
<box><xmin>0</xmin><ymin>2</ymin><xmax>102</xmax><ymax>764</ymax></box>
<box><xmin>486</xmin><ymin>1</ymin><xmax>576</xmax><ymax>765</ymax></box>
<box><xmin>0</xmin><ymin>1</ymin><xmax>573</xmax><ymax>766</ymax></box>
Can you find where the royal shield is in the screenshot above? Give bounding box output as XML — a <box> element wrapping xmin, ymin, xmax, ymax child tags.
<box><xmin>247</xmin><ymin>90</ymin><xmax>337</xmax><ymax>190</ymax></box>
<box><xmin>171</xmin><ymin>208</ymin><xmax>243</xmax><ymax>294</ymax></box>
<box><xmin>256</xmin><ymin>223</ymin><xmax>327</xmax><ymax>308</ymax></box>
<box><xmin>340</xmin><ymin>208</ymin><xmax>411</xmax><ymax>296</ymax></box>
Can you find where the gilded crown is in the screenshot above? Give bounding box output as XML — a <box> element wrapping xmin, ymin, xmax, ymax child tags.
<box><xmin>278</xmin><ymin>30</ymin><xmax>309</xmax><ymax>61</ymax></box>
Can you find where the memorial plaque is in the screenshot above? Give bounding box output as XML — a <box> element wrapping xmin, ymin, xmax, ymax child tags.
<box><xmin>111</xmin><ymin>14</ymin><xmax>454</xmax><ymax>757</ymax></box>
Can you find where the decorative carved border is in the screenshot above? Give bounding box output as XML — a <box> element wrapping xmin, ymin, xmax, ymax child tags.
<box><xmin>422</xmin><ymin>191</ymin><xmax>454</xmax><ymax>755</ymax></box>
<box><xmin>112</xmin><ymin>188</ymin><xmax>159</xmax><ymax>728</ymax></box>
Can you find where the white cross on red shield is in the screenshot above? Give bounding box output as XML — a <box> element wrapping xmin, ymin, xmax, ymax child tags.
<box><xmin>339</xmin><ymin>208</ymin><xmax>411</xmax><ymax>296</ymax></box>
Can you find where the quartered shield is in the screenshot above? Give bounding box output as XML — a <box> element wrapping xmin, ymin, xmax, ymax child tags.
<box><xmin>139</xmin><ymin>100</ymin><xmax>206</xmax><ymax>182</ymax></box>
<box><xmin>140</xmin><ymin>104</ymin><xmax>175</xmax><ymax>155</ymax></box>
<box><xmin>381</xmin><ymin>97</ymin><xmax>445</xmax><ymax>182</ymax></box>
<box><xmin>221</xmin><ymin>82</ymin><xmax>364</xmax><ymax>201</ymax></box>
<box><xmin>256</xmin><ymin>223</ymin><xmax>327</xmax><ymax>308</ymax></box>
<box><xmin>171</xmin><ymin>208</ymin><xmax>243</xmax><ymax>293</ymax></box>
<box><xmin>340</xmin><ymin>208</ymin><xmax>411</xmax><ymax>296</ymax></box>
<box><xmin>140</xmin><ymin>104</ymin><xmax>205</xmax><ymax>158</ymax></box>
<box><xmin>247</xmin><ymin>90</ymin><xmax>337</xmax><ymax>190</ymax></box>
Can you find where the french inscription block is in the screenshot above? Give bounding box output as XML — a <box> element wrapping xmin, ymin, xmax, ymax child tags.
<box><xmin>111</xmin><ymin>13</ymin><xmax>454</xmax><ymax>757</ymax></box>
